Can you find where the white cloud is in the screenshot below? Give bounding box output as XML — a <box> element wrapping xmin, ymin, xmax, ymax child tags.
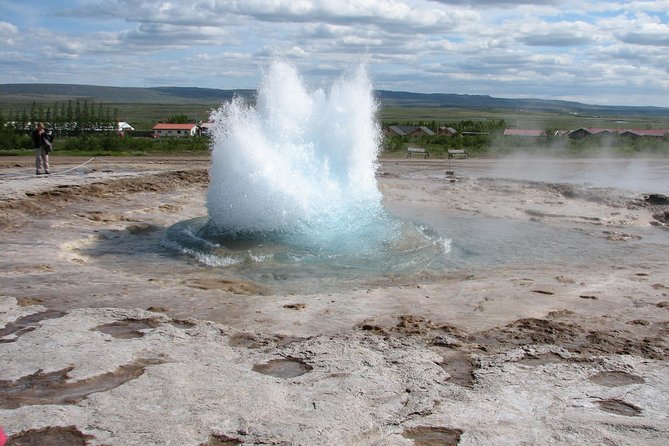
<box><xmin>429</xmin><ymin>0</ymin><xmax>562</xmax><ymax>6</ymax></box>
<box><xmin>515</xmin><ymin>21</ymin><xmax>598</xmax><ymax>47</ymax></box>
<box><xmin>617</xmin><ymin>17</ymin><xmax>669</xmax><ymax>46</ymax></box>
<box><xmin>1</xmin><ymin>0</ymin><xmax>668</xmax><ymax>106</ymax></box>
<box><xmin>0</xmin><ymin>21</ymin><xmax>19</xmax><ymax>34</ymax></box>
<box><xmin>121</xmin><ymin>23</ymin><xmax>233</xmax><ymax>47</ymax></box>
<box><xmin>0</xmin><ymin>21</ymin><xmax>19</xmax><ymax>46</ymax></box>
<box><xmin>211</xmin><ymin>0</ymin><xmax>461</xmax><ymax>29</ymax></box>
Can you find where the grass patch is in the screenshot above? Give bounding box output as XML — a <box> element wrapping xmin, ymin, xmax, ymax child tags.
<box><xmin>0</xmin><ymin>134</ymin><xmax>213</xmax><ymax>156</ymax></box>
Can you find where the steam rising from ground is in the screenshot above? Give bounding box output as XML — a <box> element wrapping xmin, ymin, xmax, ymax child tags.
<box><xmin>487</xmin><ymin>154</ymin><xmax>668</xmax><ymax>193</ymax></box>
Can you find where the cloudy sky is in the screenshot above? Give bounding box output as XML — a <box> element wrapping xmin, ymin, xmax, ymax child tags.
<box><xmin>1</xmin><ymin>0</ymin><xmax>668</xmax><ymax>107</ymax></box>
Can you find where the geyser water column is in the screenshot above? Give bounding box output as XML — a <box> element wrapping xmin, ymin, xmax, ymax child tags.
<box><xmin>206</xmin><ymin>60</ymin><xmax>383</xmax><ymax>239</ymax></box>
<box><xmin>163</xmin><ymin>61</ymin><xmax>449</xmax><ymax>292</ymax></box>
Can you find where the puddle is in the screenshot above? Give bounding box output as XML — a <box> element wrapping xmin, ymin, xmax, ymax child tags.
<box><xmin>0</xmin><ymin>358</ymin><xmax>162</xmax><ymax>409</ymax></box>
<box><xmin>7</xmin><ymin>425</ymin><xmax>94</xmax><ymax>445</ymax></box>
<box><xmin>94</xmin><ymin>318</ymin><xmax>162</xmax><ymax>339</ymax></box>
<box><xmin>402</xmin><ymin>426</ymin><xmax>463</xmax><ymax>445</ymax></box>
<box><xmin>589</xmin><ymin>371</ymin><xmax>645</xmax><ymax>387</ymax></box>
<box><xmin>0</xmin><ymin>310</ymin><xmax>67</xmax><ymax>343</ymax></box>
<box><xmin>596</xmin><ymin>399</ymin><xmax>642</xmax><ymax>416</ymax></box>
<box><xmin>252</xmin><ymin>358</ymin><xmax>312</xmax><ymax>379</ymax></box>
<box><xmin>438</xmin><ymin>352</ymin><xmax>477</xmax><ymax>387</ymax></box>
<box><xmin>200</xmin><ymin>434</ymin><xmax>243</xmax><ymax>445</ymax></box>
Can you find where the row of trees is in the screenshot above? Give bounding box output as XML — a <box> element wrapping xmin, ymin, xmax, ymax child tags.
<box><xmin>383</xmin><ymin>119</ymin><xmax>507</xmax><ymax>155</ymax></box>
<box><xmin>2</xmin><ymin>99</ymin><xmax>120</xmax><ymax>136</ymax></box>
<box><xmin>384</xmin><ymin>119</ymin><xmax>507</xmax><ymax>135</ymax></box>
<box><xmin>0</xmin><ymin>107</ymin><xmax>214</xmax><ymax>153</ymax></box>
<box><xmin>383</xmin><ymin>119</ymin><xmax>668</xmax><ymax>156</ymax></box>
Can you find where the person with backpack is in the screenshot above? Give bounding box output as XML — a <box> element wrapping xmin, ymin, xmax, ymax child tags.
<box><xmin>32</xmin><ymin>122</ymin><xmax>51</xmax><ymax>175</ymax></box>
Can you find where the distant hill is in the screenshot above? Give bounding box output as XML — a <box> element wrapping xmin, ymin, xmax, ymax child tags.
<box><xmin>0</xmin><ymin>84</ymin><xmax>255</xmax><ymax>104</ymax></box>
<box><xmin>1</xmin><ymin>83</ymin><xmax>668</xmax><ymax>117</ymax></box>
<box><xmin>374</xmin><ymin>90</ymin><xmax>669</xmax><ymax>117</ymax></box>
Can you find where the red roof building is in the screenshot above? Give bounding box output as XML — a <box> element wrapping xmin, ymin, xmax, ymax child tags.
<box><xmin>152</xmin><ymin>123</ymin><xmax>199</xmax><ymax>137</ymax></box>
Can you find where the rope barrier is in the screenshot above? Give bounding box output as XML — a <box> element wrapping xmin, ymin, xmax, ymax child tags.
<box><xmin>52</xmin><ymin>157</ymin><xmax>97</xmax><ymax>174</ymax></box>
<box><xmin>0</xmin><ymin>157</ymin><xmax>98</xmax><ymax>181</ymax></box>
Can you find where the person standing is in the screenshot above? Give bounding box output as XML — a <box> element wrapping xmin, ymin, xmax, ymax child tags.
<box><xmin>32</xmin><ymin>122</ymin><xmax>50</xmax><ymax>175</ymax></box>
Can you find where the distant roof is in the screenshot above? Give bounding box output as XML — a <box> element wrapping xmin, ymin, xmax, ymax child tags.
<box><xmin>117</xmin><ymin>121</ymin><xmax>135</xmax><ymax>131</ymax></box>
<box><xmin>503</xmin><ymin>128</ymin><xmax>545</xmax><ymax>137</ymax></box>
<box><xmin>586</xmin><ymin>128</ymin><xmax>616</xmax><ymax>134</ymax></box>
<box><xmin>568</xmin><ymin>127</ymin><xmax>668</xmax><ymax>136</ymax></box>
<box><xmin>619</xmin><ymin>128</ymin><xmax>668</xmax><ymax>136</ymax></box>
<box><xmin>387</xmin><ymin>125</ymin><xmax>435</xmax><ymax>136</ymax></box>
<box><xmin>153</xmin><ymin>123</ymin><xmax>197</xmax><ymax>130</ymax></box>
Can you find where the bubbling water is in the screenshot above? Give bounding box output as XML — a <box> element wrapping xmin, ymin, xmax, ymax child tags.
<box><xmin>206</xmin><ymin>61</ymin><xmax>383</xmax><ymax>236</ymax></box>
<box><xmin>163</xmin><ymin>61</ymin><xmax>449</xmax><ymax>292</ymax></box>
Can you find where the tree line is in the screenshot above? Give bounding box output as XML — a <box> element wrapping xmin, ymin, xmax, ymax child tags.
<box><xmin>1</xmin><ymin>99</ymin><xmax>120</xmax><ymax>136</ymax></box>
<box><xmin>383</xmin><ymin>119</ymin><xmax>507</xmax><ymax>155</ymax></box>
<box><xmin>384</xmin><ymin>119</ymin><xmax>507</xmax><ymax>134</ymax></box>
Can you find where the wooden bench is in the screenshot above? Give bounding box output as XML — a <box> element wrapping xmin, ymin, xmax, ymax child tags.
<box><xmin>407</xmin><ymin>147</ymin><xmax>429</xmax><ymax>158</ymax></box>
<box><xmin>447</xmin><ymin>149</ymin><xmax>469</xmax><ymax>159</ymax></box>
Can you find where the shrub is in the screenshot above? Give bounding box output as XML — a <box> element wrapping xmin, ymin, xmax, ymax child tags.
<box><xmin>0</xmin><ymin>130</ymin><xmax>32</xmax><ymax>151</ymax></box>
<box><xmin>58</xmin><ymin>134</ymin><xmax>210</xmax><ymax>154</ymax></box>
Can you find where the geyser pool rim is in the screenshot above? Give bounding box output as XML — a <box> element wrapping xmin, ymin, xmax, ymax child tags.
<box><xmin>162</xmin><ymin>214</ymin><xmax>452</xmax><ymax>291</ymax></box>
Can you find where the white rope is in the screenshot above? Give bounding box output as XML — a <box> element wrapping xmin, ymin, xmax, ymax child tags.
<box><xmin>52</xmin><ymin>157</ymin><xmax>97</xmax><ymax>174</ymax></box>
<box><xmin>0</xmin><ymin>157</ymin><xmax>98</xmax><ymax>180</ymax></box>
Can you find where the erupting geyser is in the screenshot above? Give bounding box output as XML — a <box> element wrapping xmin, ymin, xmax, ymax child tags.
<box><xmin>164</xmin><ymin>61</ymin><xmax>448</xmax><ymax>291</ymax></box>
<box><xmin>207</xmin><ymin>61</ymin><xmax>383</xmax><ymax>236</ymax></box>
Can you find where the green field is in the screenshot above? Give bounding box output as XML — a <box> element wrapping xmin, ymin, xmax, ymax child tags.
<box><xmin>379</xmin><ymin>107</ymin><xmax>669</xmax><ymax>130</ymax></box>
<box><xmin>2</xmin><ymin>86</ymin><xmax>668</xmax><ymax>157</ymax></box>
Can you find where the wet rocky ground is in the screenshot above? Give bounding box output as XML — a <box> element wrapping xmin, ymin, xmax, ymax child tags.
<box><xmin>1</xmin><ymin>156</ymin><xmax>668</xmax><ymax>445</ymax></box>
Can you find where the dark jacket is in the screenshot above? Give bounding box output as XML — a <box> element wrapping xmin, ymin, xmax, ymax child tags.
<box><xmin>32</xmin><ymin>129</ymin><xmax>52</xmax><ymax>150</ymax></box>
<box><xmin>32</xmin><ymin>129</ymin><xmax>43</xmax><ymax>149</ymax></box>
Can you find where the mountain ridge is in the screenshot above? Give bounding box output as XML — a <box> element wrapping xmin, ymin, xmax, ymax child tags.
<box><xmin>1</xmin><ymin>83</ymin><xmax>668</xmax><ymax>117</ymax></box>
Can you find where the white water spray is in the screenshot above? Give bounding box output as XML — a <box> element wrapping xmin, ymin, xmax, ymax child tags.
<box><xmin>206</xmin><ymin>61</ymin><xmax>383</xmax><ymax>238</ymax></box>
<box><xmin>164</xmin><ymin>61</ymin><xmax>449</xmax><ymax>292</ymax></box>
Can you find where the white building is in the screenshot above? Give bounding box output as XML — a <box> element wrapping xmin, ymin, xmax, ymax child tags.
<box><xmin>117</xmin><ymin>121</ymin><xmax>135</xmax><ymax>132</ymax></box>
<box><xmin>152</xmin><ymin>123</ymin><xmax>199</xmax><ymax>137</ymax></box>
